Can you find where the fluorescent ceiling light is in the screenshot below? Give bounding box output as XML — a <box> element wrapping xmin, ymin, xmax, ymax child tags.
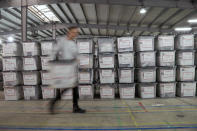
<box><xmin>174</xmin><ymin>27</ymin><xmax>192</xmax><ymax>32</ymax></box>
<box><xmin>7</xmin><ymin>36</ymin><xmax>14</xmax><ymax>42</ymax></box>
<box><xmin>188</xmin><ymin>19</ymin><xmax>197</xmax><ymax>23</ymax></box>
<box><xmin>0</xmin><ymin>39</ymin><xmax>2</xmax><ymax>44</ymax></box>
<box><xmin>140</xmin><ymin>8</ymin><xmax>147</xmax><ymax>14</ymax></box>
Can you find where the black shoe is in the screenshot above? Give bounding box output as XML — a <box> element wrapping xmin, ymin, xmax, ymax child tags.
<box><xmin>73</xmin><ymin>107</ymin><xmax>86</xmax><ymax>113</ymax></box>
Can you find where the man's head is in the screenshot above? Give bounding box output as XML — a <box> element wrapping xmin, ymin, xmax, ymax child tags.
<box><xmin>67</xmin><ymin>26</ymin><xmax>79</xmax><ymax>40</ymax></box>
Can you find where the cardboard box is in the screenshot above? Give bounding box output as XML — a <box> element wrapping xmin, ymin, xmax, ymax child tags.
<box><xmin>117</xmin><ymin>37</ymin><xmax>133</xmax><ymax>52</ymax></box>
<box><xmin>4</xmin><ymin>86</ymin><xmax>23</xmax><ymax>100</ymax></box>
<box><xmin>99</xmin><ymin>54</ymin><xmax>114</xmax><ymax>68</ymax></box>
<box><xmin>157</xmin><ymin>83</ymin><xmax>176</xmax><ymax>98</ymax></box>
<box><xmin>137</xmin><ymin>83</ymin><xmax>156</xmax><ymax>98</ymax></box>
<box><xmin>177</xmin><ymin>66</ymin><xmax>195</xmax><ymax>81</ymax></box>
<box><xmin>135</xmin><ymin>36</ymin><xmax>154</xmax><ymax>51</ymax></box>
<box><xmin>23</xmin><ymin>57</ymin><xmax>41</xmax><ymax>71</ymax></box>
<box><xmin>176</xmin><ymin>51</ymin><xmax>195</xmax><ymax>66</ymax></box>
<box><xmin>3</xmin><ymin>72</ymin><xmax>23</xmax><ymax>86</ymax></box>
<box><xmin>136</xmin><ymin>68</ymin><xmax>156</xmax><ymax>83</ymax></box>
<box><xmin>3</xmin><ymin>57</ymin><xmax>23</xmax><ymax>71</ymax></box>
<box><xmin>157</xmin><ymin>51</ymin><xmax>175</xmax><ymax>66</ymax></box>
<box><xmin>136</xmin><ymin>51</ymin><xmax>156</xmax><ymax>67</ymax></box>
<box><xmin>78</xmin><ymin>54</ymin><xmax>93</xmax><ymax>68</ymax></box>
<box><xmin>61</xmin><ymin>88</ymin><xmax>73</xmax><ymax>100</ymax></box>
<box><xmin>22</xmin><ymin>42</ymin><xmax>41</xmax><ymax>56</ymax></box>
<box><xmin>100</xmin><ymin>84</ymin><xmax>115</xmax><ymax>99</ymax></box>
<box><xmin>99</xmin><ymin>69</ymin><xmax>115</xmax><ymax>84</ymax></box>
<box><xmin>177</xmin><ymin>82</ymin><xmax>196</xmax><ymax>97</ymax></box>
<box><xmin>119</xmin><ymin>84</ymin><xmax>135</xmax><ymax>99</ymax></box>
<box><xmin>23</xmin><ymin>71</ymin><xmax>41</xmax><ymax>85</ymax></box>
<box><xmin>2</xmin><ymin>43</ymin><xmax>23</xmax><ymax>57</ymax></box>
<box><xmin>98</xmin><ymin>38</ymin><xmax>114</xmax><ymax>53</ymax></box>
<box><xmin>41</xmin><ymin>56</ymin><xmax>54</xmax><ymax>70</ymax></box>
<box><xmin>175</xmin><ymin>34</ymin><xmax>194</xmax><ymax>50</ymax></box>
<box><xmin>157</xmin><ymin>67</ymin><xmax>176</xmax><ymax>82</ymax></box>
<box><xmin>77</xmin><ymin>39</ymin><xmax>93</xmax><ymax>54</ymax></box>
<box><xmin>78</xmin><ymin>69</ymin><xmax>93</xmax><ymax>84</ymax></box>
<box><xmin>41</xmin><ymin>71</ymin><xmax>52</xmax><ymax>85</ymax></box>
<box><xmin>118</xmin><ymin>68</ymin><xmax>134</xmax><ymax>83</ymax></box>
<box><xmin>41</xmin><ymin>41</ymin><xmax>55</xmax><ymax>55</ymax></box>
<box><xmin>78</xmin><ymin>85</ymin><xmax>94</xmax><ymax>99</ymax></box>
<box><xmin>23</xmin><ymin>86</ymin><xmax>41</xmax><ymax>100</ymax></box>
<box><xmin>156</xmin><ymin>35</ymin><xmax>174</xmax><ymax>50</ymax></box>
<box><xmin>41</xmin><ymin>86</ymin><xmax>56</xmax><ymax>99</ymax></box>
<box><xmin>118</xmin><ymin>52</ymin><xmax>134</xmax><ymax>68</ymax></box>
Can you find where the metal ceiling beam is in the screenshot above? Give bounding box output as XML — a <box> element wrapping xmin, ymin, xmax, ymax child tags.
<box><xmin>0</xmin><ymin>22</ymin><xmax>177</xmax><ymax>36</ymax></box>
<box><xmin>0</xmin><ymin>0</ymin><xmax>196</xmax><ymax>9</ymax></box>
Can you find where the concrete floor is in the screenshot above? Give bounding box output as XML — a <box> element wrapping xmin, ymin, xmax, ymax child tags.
<box><xmin>0</xmin><ymin>95</ymin><xmax>196</xmax><ymax>131</ymax></box>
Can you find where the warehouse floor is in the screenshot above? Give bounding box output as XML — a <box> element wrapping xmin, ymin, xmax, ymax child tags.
<box><xmin>0</xmin><ymin>95</ymin><xmax>196</xmax><ymax>131</ymax></box>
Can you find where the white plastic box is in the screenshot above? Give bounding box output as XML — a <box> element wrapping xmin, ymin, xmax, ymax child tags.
<box><xmin>157</xmin><ymin>83</ymin><xmax>176</xmax><ymax>98</ymax></box>
<box><xmin>136</xmin><ymin>51</ymin><xmax>156</xmax><ymax>67</ymax></box>
<box><xmin>3</xmin><ymin>72</ymin><xmax>23</xmax><ymax>86</ymax></box>
<box><xmin>41</xmin><ymin>86</ymin><xmax>57</xmax><ymax>99</ymax></box>
<box><xmin>41</xmin><ymin>56</ymin><xmax>54</xmax><ymax>70</ymax></box>
<box><xmin>23</xmin><ymin>86</ymin><xmax>41</xmax><ymax>100</ymax></box>
<box><xmin>175</xmin><ymin>34</ymin><xmax>194</xmax><ymax>50</ymax></box>
<box><xmin>78</xmin><ymin>69</ymin><xmax>93</xmax><ymax>84</ymax></box>
<box><xmin>78</xmin><ymin>85</ymin><xmax>94</xmax><ymax>99</ymax></box>
<box><xmin>118</xmin><ymin>68</ymin><xmax>134</xmax><ymax>83</ymax></box>
<box><xmin>118</xmin><ymin>52</ymin><xmax>134</xmax><ymax>68</ymax></box>
<box><xmin>23</xmin><ymin>71</ymin><xmax>41</xmax><ymax>85</ymax></box>
<box><xmin>22</xmin><ymin>42</ymin><xmax>41</xmax><ymax>56</ymax></box>
<box><xmin>119</xmin><ymin>84</ymin><xmax>135</xmax><ymax>99</ymax></box>
<box><xmin>61</xmin><ymin>88</ymin><xmax>73</xmax><ymax>100</ymax></box>
<box><xmin>176</xmin><ymin>51</ymin><xmax>195</xmax><ymax>66</ymax></box>
<box><xmin>41</xmin><ymin>71</ymin><xmax>52</xmax><ymax>85</ymax></box>
<box><xmin>177</xmin><ymin>82</ymin><xmax>196</xmax><ymax>97</ymax></box>
<box><xmin>77</xmin><ymin>39</ymin><xmax>93</xmax><ymax>54</ymax></box>
<box><xmin>136</xmin><ymin>68</ymin><xmax>156</xmax><ymax>83</ymax></box>
<box><xmin>99</xmin><ymin>54</ymin><xmax>114</xmax><ymax>68</ymax></box>
<box><xmin>177</xmin><ymin>66</ymin><xmax>195</xmax><ymax>81</ymax></box>
<box><xmin>98</xmin><ymin>38</ymin><xmax>114</xmax><ymax>53</ymax></box>
<box><xmin>3</xmin><ymin>57</ymin><xmax>23</xmax><ymax>71</ymax></box>
<box><xmin>156</xmin><ymin>35</ymin><xmax>174</xmax><ymax>50</ymax></box>
<box><xmin>157</xmin><ymin>51</ymin><xmax>175</xmax><ymax>66</ymax></box>
<box><xmin>157</xmin><ymin>67</ymin><xmax>176</xmax><ymax>82</ymax></box>
<box><xmin>41</xmin><ymin>41</ymin><xmax>55</xmax><ymax>55</ymax></box>
<box><xmin>23</xmin><ymin>57</ymin><xmax>41</xmax><ymax>71</ymax></box>
<box><xmin>135</xmin><ymin>36</ymin><xmax>154</xmax><ymax>51</ymax></box>
<box><xmin>117</xmin><ymin>37</ymin><xmax>133</xmax><ymax>52</ymax></box>
<box><xmin>4</xmin><ymin>86</ymin><xmax>23</xmax><ymax>100</ymax></box>
<box><xmin>99</xmin><ymin>69</ymin><xmax>115</xmax><ymax>84</ymax></box>
<box><xmin>137</xmin><ymin>83</ymin><xmax>156</xmax><ymax>98</ymax></box>
<box><xmin>100</xmin><ymin>84</ymin><xmax>115</xmax><ymax>99</ymax></box>
<box><xmin>2</xmin><ymin>42</ymin><xmax>23</xmax><ymax>57</ymax></box>
<box><xmin>78</xmin><ymin>54</ymin><xmax>93</xmax><ymax>68</ymax></box>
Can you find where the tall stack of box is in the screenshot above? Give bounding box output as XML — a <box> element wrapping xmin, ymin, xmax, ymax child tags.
<box><xmin>175</xmin><ymin>34</ymin><xmax>196</xmax><ymax>97</ymax></box>
<box><xmin>77</xmin><ymin>39</ymin><xmax>94</xmax><ymax>100</ymax></box>
<box><xmin>156</xmin><ymin>35</ymin><xmax>176</xmax><ymax>98</ymax></box>
<box><xmin>2</xmin><ymin>42</ymin><xmax>23</xmax><ymax>100</ymax></box>
<box><xmin>117</xmin><ymin>37</ymin><xmax>135</xmax><ymax>99</ymax></box>
<box><xmin>22</xmin><ymin>42</ymin><xmax>42</xmax><ymax>100</ymax></box>
<box><xmin>98</xmin><ymin>38</ymin><xmax>116</xmax><ymax>99</ymax></box>
<box><xmin>40</xmin><ymin>41</ymin><xmax>56</xmax><ymax>100</ymax></box>
<box><xmin>135</xmin><ymin>36</ymin><xmax>156</xmax><ymax>99</ymax></box>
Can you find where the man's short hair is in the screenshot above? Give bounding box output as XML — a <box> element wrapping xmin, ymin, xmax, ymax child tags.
<box><xmin>68</xmin><ymin>26</ymin><xmax>78</xmax><ymax>30</ymax></box>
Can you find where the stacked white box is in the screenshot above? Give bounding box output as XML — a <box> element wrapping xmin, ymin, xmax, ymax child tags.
<box><xmin>41</xmin><ymin>86</ymin><xmax>56</xmax><ymax>99</ymax></box>
<box><xmin>136</xmin><ymin>68</ymin><xmax>156</xmax><ymax>83</ymax></box>
<box><xmin>99</xmin><ymin>54</ymin><xmax>114</xmax><ymax>68</ymax></box>
<box><xmin>41</xmin><ymin>41</ymin><xmax>55</xmax><ymax>56</ymax></box>
<box><xmin>156</xmin><ymin>35</ymin><xmax>174</xmax><ymax>50</ymax></box>
<box><xmin>98</xmin><ymin>38</ymin><xmax>114</xmax><ymax>53</ymax></box>
<box><xmin>77</xmin><ymin>39</ymin><xmax>93</xmax><ymax>54</ymax></box>
<box><xmin>23</xmin><ymin>86</ymin><xmax>41</xmax><ymax>100</ymax></box>
<box><xmin>22</xmin><ymin>42</ymin><xmax>41</xmax><ymax>56</ymax></box>
<box><xmin>157</xmin><ymin>83</ymin><xmax>176</xmax><ymax>98</ymax></box>
<box><xmin>41</xmin><ymin>56</ymin><xmax>54</xmax><ymax>70</ymax></box>
<box><xmin>3</xmin><ymin>72</ymin><xmax>23</xmax><ymax>86</ymax></box>
<box><xmin>117</xmin><ymin>37</ymin><xmax>133</xmax><ymax>52</ymax></box>
<box><xmin>177</xmin><ymin>66</ymin><xmax>195</xmax><ymax>81</ymax></box>
<box><xmin>23</xmin><ymin>57</ymin><xmax>41</xmax><ymax>71</ymax></box>
<box><xmin>78</xmin><ymin>85</ymin><xmax>94</xmax><ymax>99</ymax></box>
<box><xmin>41</xmin><ymin>71</ymin><xmax>52</xmax><ymax>85</ymax></box>
<box><xmin>2</xmin><ymin>43</ymin><xmax>23</xmax><ymax>57</ymax></box>
<box><xmin>4</xmin><ymin>86</ymin><xmax>23</xmax><ymax>100</ymax></box>
<box><xmin>2</xmin><ymin>57</ymin><xmax>23</xmax><ymax>71</ymax></box>
<box><xmin>23</xmin><ymin>71</ymin><xmax>41</xmax><ymax>85</ymax></box>
<box><xmin>78</xmin><ymin>54</ymin><xmax>93</xmax><ymax>68</ymax></box>
<box><xmin>135</xmin><ymin>36</ymin><xmax>154</xmax><ymax>51</ymax></box>
<box><xmin>118</xmin><ymin>68</ymin><xmax>134</xmax><ymax>83</ymax></box>
<box><xmin>177</xmin><ymin>82</ymin><xmax>196</xmax><ymax>97</ymax></box>
<box><xmin>157</xmin><ymin>51</ymin><xmax>175</xmax><ymax>66</ymax></box>
<box><xmin>175</xmin><ymin>34</ymin><xmax>194</xmax><ymax>50</ymax></box>
<box><xmin>119</xmin><ymin>84</ymin><xmax>135</xmax><ymax>99</ymax></box>
<box><xmin>100</xmin><ymin>84</ymin><xmax>115</xmax><ymax>99</ymax></box>
<box><xmin>136</xmin><ymin>51</ymin><xmax>156</xmax><ymax>67</ymax></box>
<box><xmin>99</xmin><ymin>69</ymin><xmax>115</xmax><ymax>84</ymax></box>
<box><xmin>78</xmin><ymin>69</ymin><xmax>93</xmax><ymax>84</ymax></box>
<box><xmin>176</xmin><ymin>51</ymin><xmax>195</xmax><ymax>66</ymax></box>
<box><xmin>118</xmin><ymin>52</ymin><xmax>134</xmax><ymax>68</ymax></box>
<box><xmin>157</xmin><ymin>67</ymin><xmax>176</xmax><ymax>82</ymax></box>
<box><xmin>137</xmin><ymin>83</ymin><xmax>156</xmax><ymax>98</ymax></box>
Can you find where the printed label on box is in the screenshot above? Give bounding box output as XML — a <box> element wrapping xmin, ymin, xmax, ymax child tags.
<box><xmin>182</xmin><ymin>72</ymin><xmax>193</xmax><ymax>80</ymax></box>
<box><xmin>162</xmin><ymin>53</ymin><xmax>174</xmax><ymax>62</ymax></box>
<box><xmin>182</xmin><ymin>52</ymin><xmax>192</xmax><ymax>60</ymax></box>
<box><xmin>79</xmin><ymin>42</ymin><xmax>90</xmax><ymax>53</ymax></box>
<box><xmin>80</xmin><ymin>57</ymin><xmax>89</xmax><ymax>66</ymax></box>
<box><xmin>4</xmin><ymin>73</ymin><xmax>15</xmax><ymax>81</ymax></box>
<box><xmin>102</xmin><ymin>88</ymin><xmax>113</xmax><ymax>96</ymax></box>
<box><xmin>24</xmin><ymin>43</ymin><xmax>35</xmax><ymax>52</ymax></box>
<box><xmin>80</xmin><ymin>86</ymin><xmax>91</xmax><ymax>95</ymax></box>
<box><xmin>24</xmin><ymin>58</ymin><xmax>34</xmax><ymax>65</ymax></box>
<box><xmin>80</xmin><ymin>73</ymin><xmax>90</xmax><ymax>81</ymax></box>
<box><xmin>102</xmin><ymin>57</ymin><xmax>113</xmax><ymax>65</ymax></box>
<box><xmin>43</xmin><ymin>88</ymin><xmax>54</xmax><ymax>97</ymax></box>
<box><xmin>119</xmin><ymin>38</ymin><xmax>132</xmax><ymax>48</ymax></box>
<box><xmin>122</xmin><ymin>88</ymin><xmax>134</xmax><ymax>96</ymax></box>
<box><xmin>143</xmin><ymin>53</ymin><xmax>154</xmax><ymax>61</ymax></box>
<box><xmin>101</xmin><ymin>43</ymin><xmax>112</xmax><ymax>52</ymax></box>
<box><xmin>102</xmin><ymin>70</ymin><xmax>113</xmax><ymax>77</ymax></box>
<box><xmin>163</xmin><ymin>70</ymin><xmax>174</xmax><ymax>78</ymax></box>
<box><xmin>183</xmin><ymin>87</ymin><xmax>195</xmax><ymax>96</ymax></box>
<box><xmin>24</xmin><ymin>87</ymin><xmax>35</xmax><ymax>96</ymax></box>
<box><xmin>42</xmin><ymin>43</ymin><xmax>52</xmax><ymax>51</ymax></box>
<box><xmin>163</xmin><ymin>84</ymin><xmax>174</xmax><ymax>93</ymax></box>
<box><xmin>4</xmin><ymin>59</ymin><xmax>16</xmax><ymax>70</ymax></box>
<box><xmin>24</xmin><ymin>74</ymin><xmax>36</xmax><ymax>83</ymax></box>
<box><xmin>121</xmin><ymin>70</ymin><xmax>131</xmax><ymax>78</ymax></box>
<box><xmin>43</xmin><ymin>73</ymin><xmax>51</xmax><ymax>80</ymax></box>
<box><xmin>139</xmin><ymin>39</ymin><xmax>153</xmax><ymax>50</ymax></box>
<box><xmin>119</xmin><ymin>54</ymin><xmax>133</xmax><ymax>65</ymax></box>
<box><xmin>159</xmin><ymin>37</ymin><xmax>173</xmax><ymax>47</ymax></box>
<box><xmin>142</xmin><ymin>87</ymin><xmax>154</xmax><ymax>98</ymax></box>
<box><xmin>6</xmin><ymin>89</ymin><xmax>16</xmax><ymax>96</ymax></box>
<box><xmin>143</xmin><ymin>72</ymin><xmax>154</xmax><ymax>80</ymax></box>
<box><xmin>181</xmin><ymin>35</ymin><xmax>193</xmax><ymax>47</ymax></box>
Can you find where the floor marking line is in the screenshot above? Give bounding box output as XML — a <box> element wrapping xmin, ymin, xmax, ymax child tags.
<box><xmin>138</xmin><ymin>102</ymin><xmax>148</xmax><ymax>112</ymax></box>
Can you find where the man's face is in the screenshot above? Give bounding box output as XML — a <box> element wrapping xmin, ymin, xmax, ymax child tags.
<box><xmin>68</xmin><ymin>28</ymin><xmax>79</xmax><ymax>39</ymax></box>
